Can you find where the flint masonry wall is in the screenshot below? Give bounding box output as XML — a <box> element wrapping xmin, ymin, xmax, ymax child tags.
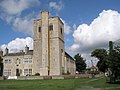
<box><xmin>33</xmin><ymin>11</ymin><xmax>65</xmax><ymax>76</ymax></box>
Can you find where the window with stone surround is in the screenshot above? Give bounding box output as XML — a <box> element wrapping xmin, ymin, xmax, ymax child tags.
<box><xmin>38</xmin><ymin>26</ymin><xmax>41</xmax><ymax>32</ymax></box>
<box><xmin>23</xmin><ymin>58</ymin><xmax>32</xmax><ymax>64</ymax></box>
<box><xmin>24</xmin><ymin>69</ymin><xmax>32</xmax><ymax>76</ymax></box>
<box><xmin>4</xmin><ymin>59</ymin><xmax>12</xmax><ymax>64</ymax></box>
<box><xmin>4</xmin><ymin>69</ymin><xmax>11</xmax><ymax>76</ymax></box>
<box><xmin>49</xmin><ymin>24</ymin><xmax>53</xmax><ymax>31</ymax></box>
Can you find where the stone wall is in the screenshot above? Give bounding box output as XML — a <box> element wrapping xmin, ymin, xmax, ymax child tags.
<box><xmin>0</xmin><ymin>74</ymin><xmax>91</xmax><ymax>80</ymax></box>
<box><xmin>1</xmin><ymin>74</ymin><xmax>104</xmax><ymax>80</ymax></box>
<box><xmin>17</xmin><ymin>75</ymin><xmax>91</xmax><ymax>80</ymax></box>
<box><xmin>3</xmin><ymin>54</ymin><xmax>33</xmax><ymax>76</ymax></box>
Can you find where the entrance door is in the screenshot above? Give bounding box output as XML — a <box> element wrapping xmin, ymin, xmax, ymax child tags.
<box><xmin>16</xmin><ymin>69</ymin><xmax>20</xmax><ymax>76</ymax></box>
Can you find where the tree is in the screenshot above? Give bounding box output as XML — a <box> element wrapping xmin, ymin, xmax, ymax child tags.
<box><xmin>91</xmin><ymin>41</ymin><xmax>120</xmax><ymax>83</ymax></box>
<box><xmin>108</xmin><ymin>42</ymin><xmax>120</xmax><ymax>83</ymax></box>
<box><xmin>91</xmin><ymin>49</ymin><xmax>108</xmax><ymax>72</ymax></box>
<box><xmin>74</xmin><ymin>53</ymin><xmax>86</xmax><ymax>73</ymax></box>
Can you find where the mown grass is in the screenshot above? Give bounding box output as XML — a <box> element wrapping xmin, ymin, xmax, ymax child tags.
<box><xmin>0</xmin><ymin>77</ymin><xmax>119</xmax><ymax>90</ymax></box>
<box><xmin>0</xmin><ymin>79</ymin><xmax>75</xmax><ymax>90</ymax></box>
<box><xmin>74</xmin><ymin>77</ymin><xmax>120</xmax><ymax>90</ymax></box>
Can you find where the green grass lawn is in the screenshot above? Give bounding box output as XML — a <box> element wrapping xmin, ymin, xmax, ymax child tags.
<box><xmin>0</xmin><ymin>77</ymin><xmax>120</xmax><ymax>90</ymax></box>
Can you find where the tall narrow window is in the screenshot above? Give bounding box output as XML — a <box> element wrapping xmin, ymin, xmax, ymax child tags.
<box><xmin>61</xmin><ymin>28</ymin><xmax>62</xmax><ymax>34</ymax></box>
<box><xmin>49</xmin><ymin>24</ymin><xmax>53</xmax><ymax>31</ymax></box>
<box><xmin>38</xmin><ymin>27</ymin><xmax>41</xmax><ymax>32</ymax></box>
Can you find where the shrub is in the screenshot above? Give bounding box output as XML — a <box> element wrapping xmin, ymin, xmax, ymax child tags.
<box><xmin>62</xmin><ymin>71</ymin><xmax>71</xmax><ymax>75</ymax></box>
<box><xmin>35</xmin><ymin>73</ymin><xmax>40</xmax><ymax>76</ymax></box>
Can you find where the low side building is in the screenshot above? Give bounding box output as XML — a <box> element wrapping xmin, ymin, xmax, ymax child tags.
<box><xmin>64</xmin><ymin>52</ymin><xmax>76</xmax><ymax>75</ymax></box>
<box><xmin>3</xmin><ymin>46</ymin><xmax>33</xmax><ymax>76</ymax></box>
<box><xmin>2</xmin><ymin>47</ymin><xmax>75</xmax><ymax>76</ymax></box>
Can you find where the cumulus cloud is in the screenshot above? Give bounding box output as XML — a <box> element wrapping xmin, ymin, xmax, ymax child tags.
<box><xmin>12</xmin><ymin>11</ymin><xmax>40</xmax><ymax>35</ymax></box>
<box><xmin>0</xmin><ymin>37</ymin><xmax>33</xmax><ymax>54</ymax></box>
<box><xmin>13</xmin><ymin>17</ymin><xmax>34</xmax><ymax>35</ymax></box>
<box><xmin>64</xmin><ymin>10</ymin><xmax>120</xmax><ymax>67</ymax></box>
<box><xmin>0</xmin><ymin>0</ymin><xmax>40</xmax><ymax>15</ymax></box>
<box><xmin>60</xmin><ymin>19</ymin><xmax>72</xmax><ymax>35</ymax></box>
<box><xmin>49</xmin><ymin>1</ymin><xmax>63</xmax><ymax>11</ymax></box>
<box><xmin>0</xmin><ymin>0</ymin><xmax>40</xmax><ymax>35</ymax></box>
<box><xmin>70</xmin><ymin>10</ymin><xmax>120</xmax><ymax>54</ymax></box>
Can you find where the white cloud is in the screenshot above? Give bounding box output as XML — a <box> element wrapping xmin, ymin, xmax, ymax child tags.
<box><xmin>13</xmin><ymin>17</ymin><xmax>34</xmax><ymax>35</ymax></box>
<box><xmin>0</xmin><ymin>37</ymin><xmax>33</xmax><ymax>54</ymax></box>
<box><xmin>49</xmin><ymin>1</ymin><xmax>63</xmax><ymax>11</ymax></box>
<box><xmin>82</xmin><ymin>53</ymin><xmax>99</xmax><ymax>67</ymax></box>
<box><xmin>64</xmin><ymin>22</ymin><xmax>72</xmax><ymax>35</ymax></box>
<box><xmin>12</xmin><ymin>11</ymin><xmax>40</xmax><ymax>36</ymax></box>
<box><xmin>0</xmin><ymin>0</ymin><xmax>40</xmax><ymax>15</ymax></box>
<box><xmin>0</xmin><ymin>0</ymin><xmax>40</xmax><ymax>35</ymax></box>
<box><xmin>73</xmin><ymin>24</ymin><xmax>77</xmax><ymax>30</ymax></box>
<box><xmin>65</xmin><ymin>10</ymin><xmax>120</xmax><ymax>67</ymax></box>
<box><xmin>70</xmin><ymin>10</ymin><xmax>120</xmax><ymax>54</ymax></box>
<box><xmin>12</xmin><ymin>11</ymin><xmax>40</xmax><ymax>35</ymax></box>
<box><xmin>60</xmin><ymin>19</ymin><xmax>72</xmax><ymax>35</ymax></box>
<box><xmin>0</xmin><ymin>13</ymin><xmax>15</xmax><ymax>24</ymax></box>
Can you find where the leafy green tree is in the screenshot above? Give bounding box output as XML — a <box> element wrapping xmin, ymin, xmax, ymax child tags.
<box><xmin>91</xmin><ymin>41</ymin><xmax>120</xmax><ymax>83</ymax></box>
<box><xmin>108</xmin><ymin>45</ymin><xmax>120</xmax><ymax>82</ymax></box>
<box><xmin>74</xmin><ymin>53</ymin><xmax>86</xmax><ymax>73</ymax></box>
<box><xmin>91</xmin><ymin>49</ymin><xmax>108</xmax><ymax>72</ymax></box>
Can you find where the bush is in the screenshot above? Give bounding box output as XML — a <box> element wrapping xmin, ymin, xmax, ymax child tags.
<box><xmin>88</xmin><ymin>71</ymin><xmax>99</xmax><ymax>75</ymax></box>
<box><xmin>62</xmin><ymin>71</ymin><xmax>71</xmax><ymax>75</ymax></box>
<box><xmin>3</xmin><ymin>76</ymin><xmax>7</xmax><ymax>80</ymax></box>
<box><xmin>35</xmin><ymin>73</ymin><xmax>40</xmax><ymax>76</ymax></box>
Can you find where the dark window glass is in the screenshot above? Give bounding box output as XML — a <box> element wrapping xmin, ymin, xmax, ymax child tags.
<box><xmin>38</xmin><ymin>27</ymin><xmax>41</xmax><ymax>32</ymax></box>
<box><xmin>61</xmin><ymin>28</ymin><xmax>62</xmax><ymax>34</ymax></box>
<box><xmin>49</xmin><ymin>24</ymin><xmax>53</xmax><ymax>31</ymax></box>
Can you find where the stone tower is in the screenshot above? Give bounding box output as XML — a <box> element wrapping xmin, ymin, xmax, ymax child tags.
<box><xmin>33</xmin><ymin>11</ymin><xmax>65</xmax><ymax>76</ymax></box>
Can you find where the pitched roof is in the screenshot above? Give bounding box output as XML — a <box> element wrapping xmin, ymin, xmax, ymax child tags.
<box><xmin>65</xmin><ymin>52</ymin><xmax>75</xmax><ymax>61</ymax></box>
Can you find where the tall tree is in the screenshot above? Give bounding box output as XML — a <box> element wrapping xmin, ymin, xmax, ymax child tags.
<box><xmin>91</xmin><ymin>41</ymin><xmax>120</xmax><ymax>83</ymax></box>
<box><xmin>91</xmin><ymin>49</ymin><xmax>108</xmax><ymax>72</ymax></box>
<box><xmin>74</xmin><ymin>53</ymin><xmax>86</xmax><ymax>73</ymax></box>
<box><xmin>108</xmin><ymin>45</ymin><xmax>120</xmax><ymax>82</ymax></box>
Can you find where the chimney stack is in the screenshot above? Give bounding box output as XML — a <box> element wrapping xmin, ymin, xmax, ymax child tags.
<box><xmin>5</xmin><ymin>48</ymin><xmax>9</xmax><ymax>55</ymax></box>
<box><xmin>25</xmin><ymin>45</ymin><xmax>29</xmax><ymax>54</ymax></box>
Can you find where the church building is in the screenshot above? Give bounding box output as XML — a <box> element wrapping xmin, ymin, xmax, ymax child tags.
<box><xmin>1</xmin><ymin>11</ymin><xmax>76</xmax><ymax>76</ymax></box>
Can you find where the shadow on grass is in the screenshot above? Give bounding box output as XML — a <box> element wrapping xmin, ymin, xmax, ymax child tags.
<box><xmin>107</xmin><ymin>81</ymin><xmax>120</xmax><ymax>84</ymax></box>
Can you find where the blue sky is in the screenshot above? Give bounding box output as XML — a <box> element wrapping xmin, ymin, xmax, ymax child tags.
<box><xmin>0</xmin><ymin>0</ymin><xmax>120</xmax><ymax>66</ymax></box>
